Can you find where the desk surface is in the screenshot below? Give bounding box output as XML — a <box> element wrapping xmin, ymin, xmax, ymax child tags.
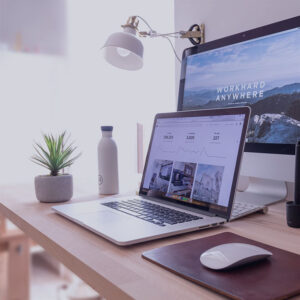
<box><xmin>0</xmin><ymin>185</ymin><xmax>300</xmax><ymax>300</ymax></box>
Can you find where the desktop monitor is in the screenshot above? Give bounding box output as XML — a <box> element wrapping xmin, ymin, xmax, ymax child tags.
<box><xmin>177</xmin><ymin>16</ymin><xmax>300</xmax><ymax>205</ymax></box>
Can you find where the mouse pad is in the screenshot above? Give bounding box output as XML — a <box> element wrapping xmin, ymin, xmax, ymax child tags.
<box><xmin>142</xmin><ymin>232</ymin><xmax>300</xmax><ymax>300</ymax></box>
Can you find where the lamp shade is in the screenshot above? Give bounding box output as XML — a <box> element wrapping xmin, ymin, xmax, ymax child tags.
<box><xmin>102</xmin><ymin>27</ymin><xmax>143</xmax><ymax>70</ymax></box>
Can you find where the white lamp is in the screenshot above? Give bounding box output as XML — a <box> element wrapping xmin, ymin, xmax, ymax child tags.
<box><xmin>102</xmin><ymin>17</ymin><xmax>143</xmax><ymax>70</ymax></box>
<box><xmin>102</xmin><ymin>16</ymin><xmax>205</xmax><ymax>71</ymax></box>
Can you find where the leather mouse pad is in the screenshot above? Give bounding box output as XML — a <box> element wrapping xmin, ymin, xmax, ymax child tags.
<box><xmin>142</xmin><ymin>232</ymin><xmax>300</xmax><ymax>300</ymax></box>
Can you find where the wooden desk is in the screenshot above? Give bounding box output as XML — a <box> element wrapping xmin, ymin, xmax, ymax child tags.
<box><xmin>0</xmin><ymin>185</ymin><xmax>300</xmax><ymax>300</ymax></box>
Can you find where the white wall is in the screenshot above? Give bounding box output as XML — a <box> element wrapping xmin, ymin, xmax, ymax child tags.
<box><xmin>0</xmin><ymin>0</ymin><xmax>175</xmax><ymax>194</ymax></box>
<box><xmin>0</xmin><ymin>0</ymin><xmax>66</xmax><ymax>55</ymax></box>
<box><xmin>174</xmin><ymin>0</ymin><xmax>300</xmax><ymax>96</ymax></box>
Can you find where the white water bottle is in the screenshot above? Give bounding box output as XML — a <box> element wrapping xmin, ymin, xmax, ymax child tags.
<box><xmin>98</xmin><ymin>126</ymin><xmax>119</xmax><ymax>195</ymax></box>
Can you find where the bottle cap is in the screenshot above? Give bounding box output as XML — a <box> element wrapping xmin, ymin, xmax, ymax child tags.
<box><xmin>101</xmin><ymin>126</ymin><xmax>113</xmax><ymax>132</ymax></box>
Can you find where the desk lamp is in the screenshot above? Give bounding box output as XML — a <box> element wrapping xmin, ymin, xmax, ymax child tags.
<box><xmin>102</xmin><ymin>16</ymin><xmax>205</xmax><ymax>70</ymax></box>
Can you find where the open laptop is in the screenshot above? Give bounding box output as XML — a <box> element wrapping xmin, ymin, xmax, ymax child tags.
<box><xmin>53</xmin><ymin>107</ymin><xmax>261</xmax><ymax>246</ymax></box>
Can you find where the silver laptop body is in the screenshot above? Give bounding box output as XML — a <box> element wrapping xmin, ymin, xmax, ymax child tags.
<box><xmin>53</xmin><ymin>107</ymin><xmax>256</xmax><ymax>246</ymax></box>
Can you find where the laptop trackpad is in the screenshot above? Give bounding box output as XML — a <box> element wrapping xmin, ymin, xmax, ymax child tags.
<box><xmin>76</xmin><ymin>211</ymin><xmax>155</xmax><ymax>242</ymax></box>
<box><xmin>78</xmin><ymin>211</ymin><xmax>124</xmax><ymax>224</ymax></box>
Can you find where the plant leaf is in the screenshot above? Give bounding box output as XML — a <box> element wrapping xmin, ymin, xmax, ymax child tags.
<box><xmin>31</xmin><ymin>131</ymin><xmax>80</xmax><ymax>175</ymax></box>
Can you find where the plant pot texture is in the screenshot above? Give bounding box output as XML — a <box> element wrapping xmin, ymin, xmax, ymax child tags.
<box><xmin>34</xmin><ymin>174</ymin><xmax>73</xmax><ymax>203</ymax></box>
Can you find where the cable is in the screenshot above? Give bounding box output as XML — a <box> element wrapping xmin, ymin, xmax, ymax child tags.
<box><xmin>162</xmin><ymin>36</ymin><xmax>182</xmax><ymax>63</ymax></box>
<box><xmin>136</xmin><ymin>15</ymin><xmax>155</xmax><ymax>32</ymax></box>
<box><xmin>135</xmin><ymin>15</ymin><xmax>182</xmax><ymax>63</ymax></box>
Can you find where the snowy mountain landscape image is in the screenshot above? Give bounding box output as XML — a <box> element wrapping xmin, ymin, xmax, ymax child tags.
<box><xmin>183</xmin><ymin>28</ymin><xmax>300</xmax><ymax>144</ymax></box>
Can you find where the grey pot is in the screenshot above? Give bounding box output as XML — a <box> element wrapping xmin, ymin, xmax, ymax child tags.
<box><xmin>34</xmin><ymin>174</ymin><xmax>73</xmax><ymax>203</ymax></box>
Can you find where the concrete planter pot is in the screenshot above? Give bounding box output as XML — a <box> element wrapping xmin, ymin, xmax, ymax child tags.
<box><xmin>34</xmin><ymin>174</ymin><xmax>73</xmax><ymax>203</ymax></box>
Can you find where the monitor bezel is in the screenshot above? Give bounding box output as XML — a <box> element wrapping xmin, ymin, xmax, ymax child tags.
<box><xmin>139</xmin><ymin>106</ymin><xmax>250</xmax><ymax>221</ymax></box>
<box><xmin>177</xmin><ymin>15</ymin><xmax>300</xmax><ymax>155</ymax></box>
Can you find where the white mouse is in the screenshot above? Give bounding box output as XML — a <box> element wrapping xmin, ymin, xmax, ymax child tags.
<box><xmin>200</xmin><ymin>243</ymin><xmax>272</xmax><ymax>270</ymax></box>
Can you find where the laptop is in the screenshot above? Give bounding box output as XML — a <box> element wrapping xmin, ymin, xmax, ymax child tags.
<box><xmin>53</xmin><ymin>107</ymin><xmax>262</xmax><ymax>246</ymax></box>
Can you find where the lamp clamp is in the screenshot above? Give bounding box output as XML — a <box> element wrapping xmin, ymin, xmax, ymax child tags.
<box><xmin>181</xmin><ymin>24</ymin><xmax>205</xmax><ymax>45</ymax></box>
<box><xmin>121</xmin><ymin>16</ymin><xmax>139</xmax><ymax>30</ymax></box>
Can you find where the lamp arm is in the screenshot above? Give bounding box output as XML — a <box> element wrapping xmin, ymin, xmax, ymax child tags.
<box><xmin>135</xmin><ymin>16</ymin><xmax>183</xmax><ymax>38</ymax></box>
<box><xmin>123</xmin><ymin>15</ymin><xmax>205</xmax><ymax>63</ymax></box>
<box><xmin>132</xmin><ymin>16</ymin><xmax>182</xmax><ymax>63</ymax></box>
<box><xmin>135</xmin><ymin>15</ymin><xmax>204</xmax><ymax>42</ymax></box>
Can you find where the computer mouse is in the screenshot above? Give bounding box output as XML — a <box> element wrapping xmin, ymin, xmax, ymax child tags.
<box><xmin>200</xmin><ymin>243</ymin><xmax>272</xmax><ymax>270</ymax></box>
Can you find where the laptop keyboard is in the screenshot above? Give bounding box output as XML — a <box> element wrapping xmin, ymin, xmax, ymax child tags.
<box><xmin>102</xmin><ymin>199</ymin><xmax>202</xmax><ymax>226</ymax></box>
<box><xmin>231</xmin><ymin>201</ymin><xmax>262</xmax><ymax>219</ymax></box>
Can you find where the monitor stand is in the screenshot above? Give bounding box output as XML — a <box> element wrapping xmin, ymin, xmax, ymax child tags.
<box><xmin>236</xmin><ymin>176</ymin><xmax>287</xmax><ymax>206</ymax></box>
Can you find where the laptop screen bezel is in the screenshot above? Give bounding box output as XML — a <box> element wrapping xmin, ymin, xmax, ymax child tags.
<box><xmin>139</xmin><ymin>107</ymin><xmax>250</xmax><ymax>221</ymax></box>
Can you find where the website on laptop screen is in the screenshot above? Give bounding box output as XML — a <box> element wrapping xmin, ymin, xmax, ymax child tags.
<box><xmin>141</xmin><ymin>114</ymin><xmax>245</xmax><ymax>210</ymax></box>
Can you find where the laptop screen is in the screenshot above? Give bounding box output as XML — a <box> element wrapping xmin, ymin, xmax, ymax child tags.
<box><xmin>139</xmin><ymin>108</ymin><xmax>249</xmax><ymax>219</ymax></box>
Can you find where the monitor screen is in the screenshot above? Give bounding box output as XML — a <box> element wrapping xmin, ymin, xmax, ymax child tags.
<box><xmin>139</xmin><ymin>108</ymin><xmax>249</xmax><ymax>219</ymax></box>
<box><xmin>178</xmin><ymin>16</ymin><xmax>300</xmax><ymax>155</ymax></box>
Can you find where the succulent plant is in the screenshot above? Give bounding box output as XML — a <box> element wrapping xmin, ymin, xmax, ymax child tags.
<box><xmin>31</xmin><ymin>131</ymin><xmax>80</xmax><ymax>176</ymax></box>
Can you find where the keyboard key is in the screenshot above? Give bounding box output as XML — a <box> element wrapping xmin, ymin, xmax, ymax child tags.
<box><xmin>231</xmin><ymin>202</ymin><xmax>261</xmax><ymax>218</ymax></box>
<box><xmin>116</xmin><ymin>208</ymin><xmax>141</xmax><ymax>217</ymax></box>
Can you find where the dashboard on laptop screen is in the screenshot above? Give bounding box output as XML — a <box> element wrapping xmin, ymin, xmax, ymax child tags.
<box><xmin>140</xmin><ymin>111</ymin><xmax>247</xmax><ymax>215</ymax></box>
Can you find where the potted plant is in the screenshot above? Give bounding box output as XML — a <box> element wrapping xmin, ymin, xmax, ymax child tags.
<box><xmin>31</xmin><ymin>131</ymin><xmax>81</xmax><ymax>203</ymax></box>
